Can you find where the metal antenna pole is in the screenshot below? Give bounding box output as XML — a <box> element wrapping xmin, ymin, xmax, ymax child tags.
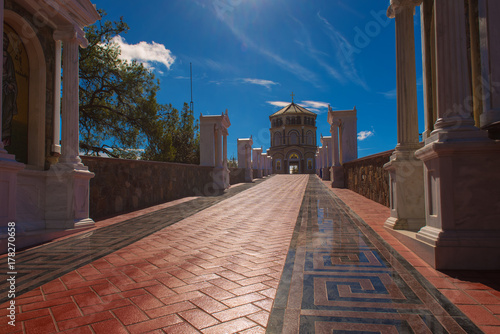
<box><xmin>190</xmin><ymin>63</ymin><xmax>194</xmax><ymax>112</ymax></box>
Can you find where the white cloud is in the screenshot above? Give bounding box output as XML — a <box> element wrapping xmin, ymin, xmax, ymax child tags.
<box><xmin>266</xmin><ymin>101</ymin><xmax>290</xmax><ymax>108</ymax></box>
<box><xmin>299</xmin><ymin>100</ymin><xmax>329</xmax><ymax>110</ymax></box>
<box><xmin>357</xmin><ymin>130</ymin><xmax>375</xmax><ymax>141</ymax></box>
<box><xmin>110</xmin><ymin>36</ymin><xmax>175</xmax><ymax>71</ymax></box>
<box><xmin>242</xmin><ymin>78</ymin><xmax>279</xmax><ymax>89</ymax></box>
<box><xmin>380</xmin><ymin>88</ymin><xmax>397</xmax><ymax>99</ymax></box>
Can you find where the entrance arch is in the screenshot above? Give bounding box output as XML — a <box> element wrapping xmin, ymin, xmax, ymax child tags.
<box><xmin>288</xmin><ymin>152</ymin><xmax>302</xmax><ymax>174</ymax></box>
<box><xmin>4</xmin><ymin>10</ymin><xmax>46</xmax><ymax>168</ymax></box>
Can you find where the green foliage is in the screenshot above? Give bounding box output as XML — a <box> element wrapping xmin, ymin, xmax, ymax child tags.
<box><xmin>79</xmin><ymin>10</ymin><xmax>199</xmax><ymax>164</ymax></box>
<box><xmin>227</xmin><ymin>155</ymin><xmax>238</xmax><ymax>168</ymax></box>
<box><xmin>142</xmin><ymin>103</ymin><xmax>200</xmax><ymax>164</ymax></box>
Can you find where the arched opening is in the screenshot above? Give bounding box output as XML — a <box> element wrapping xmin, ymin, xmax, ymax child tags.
<box><xmin>289</xmin><ymin>130</ymin><xmax>299</xmax><ymax>145</ymax></box>
<box><xmin>288</xmin><ymin>152</ymin><xmax>301</xmax><ymax>174</ymax></box>
<box><xmin>306</xmin><ymin>131</ymin><xmax>314</xmax><ymax>145</ymax></box>
<box><xmin>4</xmin><ymin>11</ymin><xmax>47</xmax><ymax>169</ymax></box>
<box><xmin>273</xmin><ymin>131</ymin><xmax>282</xmax><ymax>147</ymax></box>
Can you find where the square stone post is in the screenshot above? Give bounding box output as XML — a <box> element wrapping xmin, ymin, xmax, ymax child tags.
<box><xmin>261</xmin><ymin>153</ymin><xmax>267</xmax><ymax>176</ymax></box>
<box><xmin>46</xmin><ymin>27</ymin><xmax>95</xmax><ymax>230</ymax></box>
<box><xmin>320</xmin><ymin>136</ymin><xmax>332</xmax><ymax>181</ymax></box>
<box><xmin>199</xmin><ymin>110</ymin><xmax>231</xmax><ymax>191</ymax></box>
<box><xmin>51</xmin><ymin>40</ymin><xmax>62</xmax><ymax>155</ymax></box>
<box><xmin>252</xmin><ymin>148</ymin><xmax>263</xmax><ymax>178</ymax></box>
<box><xmin>328</xmin><ymin>105</ymin><xmax>344</xmax><ymax>187</ymax></box>
<box><xmin>384</xmin><ymin>0</ymin><xmax>426</xmax><ymax>232</ymax></box>
<box><xmin>237</xmin><ymin>136</ymin><xmax>253</xmax><ymax>182</ymax></box>
<box><xmin>415</xmin><ymin>0</ymin><xmax>500</xmax><ymax>270</ymax></box>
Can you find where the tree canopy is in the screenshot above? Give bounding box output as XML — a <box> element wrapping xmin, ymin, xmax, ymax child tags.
<box><xmin>79</xmin><ymin>10</ymin><xmax>199</xmax><ymax>164</ymax></box>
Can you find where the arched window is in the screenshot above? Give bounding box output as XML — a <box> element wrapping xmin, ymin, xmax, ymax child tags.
<box><xmin>286</xmin><ymin>117</ymin><xmax>290</xmax><ymax>125</ymax></box>
<box><xmin>296</xmin><ymin>116</ymin><xmax>301</xmax><ymax>124</ymax></box>
<box><xmin>273</xmin><ymin>132</ymin><xmax>282</xmax><ymax>146</ymax></box>
<box><xmin>289</xmin><ymin>131</ymin><xmax>299</xmax><ymax>145</ymax></box>
<box><xmin>306</xmin><ymin>131</ymin><xmax>314</xmax><ymax>145</ymax></box>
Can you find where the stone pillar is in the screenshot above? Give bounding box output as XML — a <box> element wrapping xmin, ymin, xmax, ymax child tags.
<box><xmin>321</xmin><ymin>136</ymin><xmax>332</xmax><ymax>181</ymax></box>
<box><xmin>58</xmin><ymin>35</ymin><xmax>83</xmax><ymax>166</ymax></box>
<box><xmin>478</xmin><ymin>0</ymin><xmax>500</xmax><ymax>138</ymax></box>
<box><xmin>329</xmin><ymin>120</ymin><xmax>344</xmax><ymax>188</ymax></box>
<box><xmin>261</xmin><ymin>153</ymin><xmax>267</xmax><ymax>176</ymax></box>
<box><xmin>52</xmin><ymin>40</ymin><xmax>62</xmax><ymax>155</ymax></box>
<box><xmin>414</xmin><ymin>0</ymin><xmax>500</xmax><ymax>270</ymax></box>
<box><xmin>252</xmin><ymin>148</ymin><xmax>263</xmax><ymax>178</ymax></box>
<box><xmin>46</xmin><ymin>27</ymin><xmax>95</xmax><ymax>230</ymax></box>
<box><xmin>237</xmin><ymin>137</ymin><xmax>253</xmax><ymax>182</ymax></box>
<box><xmin>200</xmin><ymin>111</ymin><xmax>231</xmax><ymax>191</ymax></box>
<box><xmin>384</xmin><ymin>0</ymin><xmax>425</xmax><ymax>232</ymax></box>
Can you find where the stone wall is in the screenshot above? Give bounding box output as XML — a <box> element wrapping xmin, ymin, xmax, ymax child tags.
<box><xmin>229</xmin><ymin>168</ymin><xmax>246</xmax><ymax>185</ymax></box>
<box><xmin>82</xmin><ymin>156</ymin><xmax>215</xmax><ymax>220</ymax></box>
<box><xmin>343</xmin><ymin>150</ymin><xmax>394</xmax><ymax>207</ymax></box>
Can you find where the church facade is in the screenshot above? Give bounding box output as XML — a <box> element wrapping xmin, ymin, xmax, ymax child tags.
<box><xmin>268</xmin><ymin>99</ymin><xmax>317</xmax><ymax>174</ymax></box>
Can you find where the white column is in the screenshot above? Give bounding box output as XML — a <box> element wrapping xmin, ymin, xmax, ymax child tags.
<box><xmin>331</xmin><ymin>123</ymin><xmax>340</xmax><ymax>166</ymax></box>
<box><xmin>389</xmin><ymin>0</ymin><xmax>421</xmax><ymax>150</ymax></box>
<box><xmin>384</xmin><ymin>0</ymin><xmax>425</xmax><ymax>231</ymax></box>
<box><xmin>430</xmin><ymin>0</ymin><xmax>476</xmax><ymax>136</ymax></box>
<box><xmin>52</xmin><ymin>40</ymin><xmax>62</xmax><ymax>154</ymax></box>
<box><xmin>58</xmin><ymin>33</ymin><xmax>83</xmax><ymax>166</ymax></box>
<box><xmin>223</xmin><ymin>129</ymin><xmax>228</xmax><ymax>169</ymax></box>
<box><xmin>479</xmin><ymin>0</ymin><xmax>500</xmax><ymax>134</ymax></box>
<box><xmin>214</xmin><ymin>127</ymin><xmax>222</xmax><ymax>168</ymax></box>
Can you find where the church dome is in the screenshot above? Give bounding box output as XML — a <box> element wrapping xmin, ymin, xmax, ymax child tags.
<box><xmin>270</xmin><ymin>102</ymin><xmax>317</xmax><ymax>118</ymax></box>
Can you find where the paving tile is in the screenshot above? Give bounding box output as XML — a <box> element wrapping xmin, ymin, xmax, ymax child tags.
<box><xmin>127</xmin><ymin>314</ymin><xmax>183</xmax><ymax>334</ymax></box>
<box><xmin>178</xmin><ymin>308</ymin><xmax>220</xmax><ymax>329</ymax></box>
<box><xmin>201</xmin><ymin>317</ymin><xmax>257</xmax><ymax>334</ymax></box>
<box><xmin>130</xmin><ymin>293</ymin><xmax>165</xmax><ymax>311</ymax></box>
<box><xmin>51</xmin><ymin>302</ymin><xmax>82</xmax><ymax>322</ymax></box>
<box><xmin>163</xmin><ymin>321</ymin><xmax>201</xmax><ymax>334</ymax></box>
<box><xmin>57</xmin><ymin>312</ymin><xmax>114</xmax><ymax>331</ymax></box>
<box><xmin>91</xmin><ymin>318</ymin><xmax>128</xmax><ymax>334</ymax></box>
<box><xmin>112</xmin><ymin>305</ymin><xmax>149</xmax><ymax>326</ymax></box>
<box><xmin>457</xmin><ymin>305</ymin><xmax>500</xmax><ymax>326</ymax></box>
<box><xmin>24</xmin><ymin>315</ymin><xmax>56</xmax><ymax>334</ymax></box>
<box><xmin>222</xmin><ymin>293</ymin><xmax>266</xmax><ymax>308</ymax></box>
<box><xmin>212</xmin><ymin>303</ymin><xmax>261</xmax><ymax>322</ymax></box>
<box><xmin>145</xmin><ymin>301</ymin><xmax>196</xmax><ymax>318</ymax></box>
<box><xmin>190</xmin><ymin>295</ymin><xmax>228</xmax><ymax>313</ymax></box>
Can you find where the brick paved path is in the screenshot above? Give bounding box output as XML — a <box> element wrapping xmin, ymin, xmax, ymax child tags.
<box><xmin>1</xmin><ymin>175</ymin><xmax>308</xmax><ymax>333</ymax></box>
<box><xmin>0</xmin><ymin>175</ymin><xmax>486</xmax><ymax>333</ymax></box>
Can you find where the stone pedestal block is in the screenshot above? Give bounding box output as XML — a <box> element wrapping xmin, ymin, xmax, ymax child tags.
<box><xmin>211</xmin><ymin>167</ymin><xmax>230</xmax><ymax>191</ymax></box>
<box><xmin>330</xmin><ymin>166</ymin><xmax>344</xmax><ymax>188</ymax></box>
<box><xmin>384</xmin><ymin>149</ymin><xmax>425</xmax><ymax>231</ymax></box>
<box><xmin>0</xmin><ymin>155</ymin><xmax>24</xmax><ymax>228</ymax></box>
<box><xmin>45</xmin><ymin>165</ymin><xmax>94</xmax><ymax>229</ymax></box>
<box><xmin>415</xmin><ymin>139</ymin><xmax>500</xmax><ymax>270</ymax></box>
<box><xmin>321</xmin><ymin>167</ymin><xmax>330</xmax><ymax>181</ymax></box>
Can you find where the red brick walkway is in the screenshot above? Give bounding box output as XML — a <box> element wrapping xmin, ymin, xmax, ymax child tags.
<box><xmin>1</xmin><ymin>175</ymin><xmax>308</xmax><ymax>334</ymax></box>
<box><xmin>324</xmin><ymin>179</ymin><xmax>500</xmax><ymax>334</ymax></box>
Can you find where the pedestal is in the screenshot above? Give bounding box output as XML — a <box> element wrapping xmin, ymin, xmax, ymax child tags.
<box><xmin>321</xmin><ymin>167</ymin><xmax>330</xmax><ymax>181</ymax></box>
<box><xmin>330</xmin><ymin>165</ymin><xmax>344</xmax><ymax>188</ymax></box>
<box><xmin>45</xmin><ymin>164</ymin><xmax>95</xmax><ymax>229</ymax></box>
<box><xmin>415</xmin><ymin>139</ymin><xmax>500</xmax><ymax>270</ymax></box>
<box><xmin>384</xmin><ymin>148</ymin><xmax>425</xmax><ymax>231</ymax></box>
<box><xmin>244</xmin><ymin>168</ymin><xmax>253</xmax><ymax>182</ymax></box>
<box><xmin>0</xmin><ymin>154</ymin><xmax>24</xmax><ymax>228</ymax></box>
<box><xmin>212</xmin><ymin>166</ymin><xmax>230</xmax><ymax>191</ymax></box>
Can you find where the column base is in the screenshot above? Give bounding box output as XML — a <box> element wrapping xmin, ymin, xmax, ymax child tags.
<box><xmin>321</xmin><ymin>167</ymin><xmax>330</xmax><ymax>181</ymax></box>
<box><xmin>212</xmin><ymin>167</ymin><xmax>230</xmax><ymax>191</ymax></box>
<box><xmin>384</xmin><ymin>148</ymin><xmax>425</xmax><ymax>232</ymax></box>
<box><xmin>414</xmin><ymin>136</ymin><xmax>500</xmax><ymax>270</ymax></box>
<box><xmin>244</xmin><ymin>168</ymin><xmax>253</xmax><ymax>182</ymax></box>
<box><xmin>0</xmin><ymin>152</ymin><xmax>25</xmax><ymax>226</ymax></box>
<box><xmin>330</xmin><ymin>165</ymin><xmax>344</xmax><ymax>188</ymax></box>
<box><xmin>45</xmin><ymin>163</ymin><xmax>95</xmax><ymax>230</ymax></box>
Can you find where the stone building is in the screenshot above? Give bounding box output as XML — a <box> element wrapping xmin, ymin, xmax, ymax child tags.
<box><xmin>268</xmin><ymin>97</ymin><xmax>317</xmax><ymax>174</ymax></box>
<box><xmin>0</xmin><ymin>0</ymin><xmax>100</xmax><ymax>244</ymax></box>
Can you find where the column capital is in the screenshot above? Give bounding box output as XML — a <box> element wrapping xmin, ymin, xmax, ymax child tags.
<box><xmin>54</xmin><ymin>25</ymin><xmax>89</xmax><ymax>48</ymax></box>
<box><xmin>387</xmin><ymin>0</ymin><xmax>422</xmax><ymax>18</ymax></box>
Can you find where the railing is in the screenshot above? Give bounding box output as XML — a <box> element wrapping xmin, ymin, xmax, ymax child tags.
<box><xmin>342</xmin><ymin>150</ymin><xmax>394</xmax><ymax>207</ymax></box>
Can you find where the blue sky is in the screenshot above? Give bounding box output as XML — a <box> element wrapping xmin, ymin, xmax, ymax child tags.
<box><xmin>91</xmin><ymin>0</ymin><xmax>424</xmax><ymax>159</ymax></box>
